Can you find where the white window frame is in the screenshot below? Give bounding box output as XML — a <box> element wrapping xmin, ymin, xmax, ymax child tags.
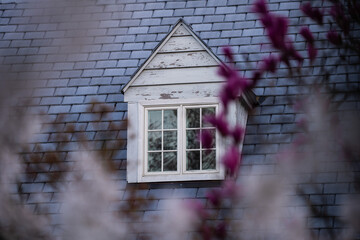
<box><xmin>181</xmin><ymin>105</ymin><xmax>219</xmax><ymax>174</ymax></box>
<box><xmin>127</xmin><ymin>98</ymin><xmax>226</xmax><ymax>183</ymax></box>
<box><xmin>144</xmin><ymin>105</ymin><xmax>181</xmax><ymax>175</ymax></box>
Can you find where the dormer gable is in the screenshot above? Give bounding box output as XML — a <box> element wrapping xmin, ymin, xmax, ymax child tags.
<box><xmin>122</xmin><ymin>19</ymin><xmax>223</xmax><ymax>97</ymax></box>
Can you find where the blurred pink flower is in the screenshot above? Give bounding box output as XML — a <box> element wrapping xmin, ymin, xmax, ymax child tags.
<box><xmin>200</xmin><ymin>225</ymin><xmax>211</xmax><ymax>240</ymax></box>
<box><xmin>329</xmin><ymin>4</ymin><xmax>350</xmax><ymax>35</ymax></box>
<box><xmin>308</xmin><ymin>44</ymin><xmax>318</xmax><ymax>63</ymax></box>
<box><xmin>232</xmin><ymin>125</ymin><xmax>245</xmax><ymax>144</ymax></box>
<box><xmin>253</xmin><ymin>0</ymin><xmax>268</xmax><ymax>14</ymax></box>
<box><xmin>250</xmin><ymin>70</ymin><xmax>262</xmax><ymax>88</ymax></box>
<box><xmin>280</xmin><ymin>43</ymin><xmax>303</xmax><ymax>67</ymax></box>
<box><xmin>254</xmin><ymin>2</ymin><xmax>302</xmax><ymax>67</ymax></box>
<box><xmin>267</xmin><ymin>16</ymin><xmax>288</xmax><ymax>49</ymax></box>
<box><xmin>215</xmin><ymin>222</ymin><xmax>227</xmax><ymax>239</ymax></box>
<box><xmin>185</xmin><ymin>200</ymin><xmax>208</xmax><ymax>219</ymax></box>
<box><xmin>206</xmin><ymin>189</ymin><xmax>222</xmax><ymax>206</ymax></box>
<box><xmin>222</xmin><ymin>146</ymin><xmax>241</xmax><ymax>176</ymax></box>
<box><xmin>301</xmin><ymin>3</ymin><xmax>323</xmax><ymax>25</ymax></box>
<box><xmin>261</xmin><ymin>55</ymin><xmax>278</xmax><ymax>73</ymax></box>
<box><xmin>327</xmin><ymin>30</ymin><xmax>342</xmax><ymax>46</ymax></box>
<box><xmin>299</xmin><ymin>27</ymin><xmax>314</xmax><ymax>44</ymax></box>
<box><xmin>218</xmin><ymin>61</ymin><xmax>250</xmax><ymax>109</ymax></box>
<box><xmin>205</xmin><ymin>113</ymin><xmax>229</xmax><ymax>136</ymax></box>
<box><xmin>222</xmin><ymin>180</ymin><xmax>239</xmax><ymax>198</ymax></box>
<box><xmin>200</xmin><ymin>129</ymin><xmax>213</xmax><ymax>149</ymax></box>
<box><xmin>222</xmin><ymin>46</ymin><xmax>234</xmax><ymax>62</ymax></box>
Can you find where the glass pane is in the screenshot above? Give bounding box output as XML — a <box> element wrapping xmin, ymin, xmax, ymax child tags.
<box><xmin>164</xmin><ymin>131</ymin><xmax>177</xmax><ymax>150</ymax></box>
<box><xmin>202</xmin><ymin>107</ymin><xmax>216</xmax><ymax>127</ymax></box>
<box><xmin>186</xmin><ymin>108</ymin><xmax>200</xmax><ymax>128</ymax></box>
<box><xmin>148</xmin><ymin>131</ymin><xmax>161</xmax><ymax>150</ymax></box>
<box><xmin>163</xmin><ymin>109</ymin><xmax>177</xmax><ymax>129</ymax></box>
<box><xmin>186</xmin><ymin>130</ymin><xmax>200</xmax><ymax>149</ymax></box>
<box><xmin>163</xmin><ymin>152</ymin><xmax>177</xmax><ymax>171</ymax></box>
<box><xmin>201</xmin><ymin>129</ymin><xmax>216</xmax><ymax>149</ymax></box>
<box><xmin>186</xmin><ymin>151</ymin><xmax>200</xmax><ymax>170</ymax></box>
<box><xmin>148</xmin><ymin>152</ymin><xmax>161</xmax><ymax>172</ymax></box>
<box><xmin>148</xmin><ymin>110</ymin><xmax>161</xmax><ymax>130</ymax></box>
<box><xmin>202</xmin><ymin>150</ymin><xmax>216</xmax><ymax>170</ymax></box>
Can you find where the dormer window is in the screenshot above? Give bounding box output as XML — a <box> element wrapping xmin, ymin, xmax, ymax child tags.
<box><xmin>122</xmin><ymin>19</ymin><xmax>251</xmax><ymax>183</ymax></box>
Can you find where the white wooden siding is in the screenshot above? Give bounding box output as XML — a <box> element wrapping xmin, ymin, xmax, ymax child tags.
<box><xmin>145</xmin><ymin>51</ymin><xmax>217</xmax><ymax>69</ymax></box>
<box><xmin>131</xmin><ymin>67</ymin><xmax>223</xmax><ymax>86</ymax></box>
<box><xmin>173</xmin><ymin>25</ymin><xmax>191</xmax><ymax>36</ymax></box>
<box><xmin>159</xmin><ymin>36</ymin><xmax>203</xmax><ymax>53</ymax></box>
<box><xmin>125</xmin><ymin>82</ymin><xmax>224</xmax><ymax>102</ymax></box>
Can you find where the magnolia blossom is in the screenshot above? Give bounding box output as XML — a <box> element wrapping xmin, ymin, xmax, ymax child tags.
<box><xmin>329</xmin><ymin>4</ymin><xmax>350</xmax><ymax>35</ymax></box>
<box><xmin>200</xmin><ymin>129</ymin><xmax>213</xmax><ymax>149</ymax></box>
<box><xmin>222</xmin><ymin>46</ymin><xmax>235</xmax><ymax>63</ymax></box>
<box><xmin>308</xmin><ymin>44</ymin><xmax>318</xmax><ymax>63</ymax></box>
<box><xmin>299</xmin><ymin>27</ymin><xmax>314</xmax><ymax>44</ymax></box>
<box><xmin>222</xmin><ymin>146</ymin><xmax>241</xmax><ymax>176</ymax></box>
<box><xmin>231</xmin><ymin>125</ymin><xmax>245</xmax><ymax>144</ymax></box>
<box><xmin>205</xmin><ymin>112</ymin><xmax>229</xmax><ymax>136</ymax></box>
<box><xmin>327</xmin><ymin>30</ymin><xmax>342</xmax><ymax>46</ymax></box>
<box><xmin>252</xmin><ymin>0</ymin><xmax>267</xmax><ymax>14</ymax></box>
<box><xmin>301</xmin><ymin>2</ymin><xmax>323</xmax><ymax>25</ymax></box>
<box><xmin>254</xmin><ymin>0</ymin><xmax>303</xmax><ymax>66</ymax></box>
<box><xmin>260</xmin><ymin>55</ymin><xmax>278</xmax><ymax>73</ymax></box>
<box><xmin>206</xmin><ymin>188</ymin><xmax>222</xmax><ymax>206</ymax></box>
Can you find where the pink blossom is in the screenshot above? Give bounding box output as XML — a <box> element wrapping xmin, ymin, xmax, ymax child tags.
<box><xmin>222</xmin><ymin>180</ymin><xmax>238</xmax><ymax>198</ymax></box>
<box><xmin>261</xmin><ymin>55</ymin><xmax>278</xmax><ymax>73</ymax></box>
<box><xmin>222</xmin><ymin>46</ymin><xmax>234</xmax><ymax>63</ymax></box>
<box><xmin>301</xmin><ymin>3</ymin><xmax>323</xmax><ymax>25</ymax></box>
<box><xmin>327</xmin><ymin>30</ymin><xmax>342</xmax><ymax>46</ymax></box>
<box><xmin>215</xmin><ymin>222</ymin><xmax>227</xmax><ymax>239</ymax></box>
<box><xmin>296</xmin><ymin>118</ymin><xmax>308</xmax><ymax>130</ymax></box>
<box><xmin>205</xmin><ymin>113</ymin><xmax>229</xmax><ymax>136</ymax></box>
<box><xmin>253</xmin><ymin>0</ymin><xmax>268</xmax><ymax>14</ymax></box>
<box><xmin>267</xmin><ymin>16</ymin><xmax>288</xmax><ymax>49</ymax></box>
<box><xmin>280</xmin><ymin>43</ymin><xmax>303</xmax><ymax>67</ymax></box>
<box><xmin>250</xmin><ymin>70</ymin><xmax>262</xmax><ymax>88</ymax></box>
<box><xmin>218</xmin><ymin>63</ymin><xmax>250</xmax><ymax>108</ymax></box>
<box><xmin>222</xmin><ymin>146</ymin><xmax>241</xmax><ymax>176</ymax></box>
<box><xmin>299</xmin><ymin>27</ymin><xmax>314</xmax><ymax>44</ymax></box>
<box><xmin>308</xmin><ymin>44</ymin><xmax>317</xmax><ymax>63</ymax></box>
<box><xmin>200</xmin><ymin>129</ymin><xmax>213</xmax><ymax>149</ymax></box>
<box><xmin>185</xmin><ymin>200</ymin><xmax>208</xmax><ymax>219</ymax></box>
<box><xmin>329</xmin><ymin>4</ymin><xmax>344</xmax><ymax>19</ymax></box>
<box><xmin>329</xmin><ymin>5</ymin><xmax>350</xmax><ymax>35</ymax></box>
<box><xmin>200</xmin><ymin>225</ymin><xmax>211</xmax><ymax>240</ymax></box>
<box><xmin>206</xmin><ymin>189</ymin><xmax>222</xmax><ymax>206</ymax></box>
<box><xmin>231</xmin><ymin>125</ymin><xmax>244</xmax><ymax>144</ymax></box>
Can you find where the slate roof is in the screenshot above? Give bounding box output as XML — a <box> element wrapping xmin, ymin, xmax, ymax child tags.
<box><xmin>0</xmin><ymin>0</ymin><xmax>359</xmax><ymax>238</ymax></box>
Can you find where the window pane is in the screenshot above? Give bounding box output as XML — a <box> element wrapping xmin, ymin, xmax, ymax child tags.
<box><xmin>163</xmin><ymin>152</ymin><xmax>177</xmax><ymax>171</ymax></box>
<box><xmin>202</xmin><ymin>107</ymin><xmax>216</xmax><ymax>127</ymax></box>
<box><xmin>148</xmin><ymin>131</ymin><xmax>161</xmax><ymax>150</ymax></box>
<box><xmin>148</xmin><ymin>110</ymin><xmax>161</xmax><ymax>130</ymax></box>
<box><xmin>163</xmin><ymin>109</ymin><xmax>177</xmax><ymax>129</ymax></box>
<box><xmin>186</xmin><ymin>108</ymin><xmax>200</xmax><ymax>128</ymax></box>
<box><xmin>186</xmin><ymin>151</ymin><xmax>200</xmax><ymax>170</ymax></box>
<box><xmin>202</xmin><ymin>150</ymin><xmax>216</xmax><ymax>170</ymax></box>
<box><xmin>186</xmin><ymin>130</ymin><xmax>200</xmax><ymax>149</ymax></box>
<box><xmin>148</xmin><ymin>152</ymin><xmax>161</xmax><ymax>172</ymax></box>
<box><xmin>163</xmin><ymin>131</ymin><xmax>177</xmax><ymax>150</ymax></box>
<box><xmin>202</xmin><ymin>129</ymin><xmax>216</xmax><ymax>149</ymax></box>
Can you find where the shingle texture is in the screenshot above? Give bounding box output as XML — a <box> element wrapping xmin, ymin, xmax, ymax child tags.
<box><xmin>0</xmin><ymin>0</ymin><xmax>359</xmax><ymax>238</ymax></box>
